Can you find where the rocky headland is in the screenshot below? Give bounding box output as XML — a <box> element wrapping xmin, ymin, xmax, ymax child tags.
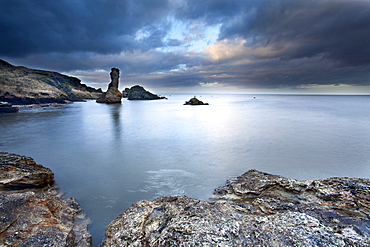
<box><xmin>103</xmin><ymin>169</ymin><xmax>369</xmax><ymax>246</ymax></box>
<box><xmin>125</xmin><ymin>85</ymin><xmax>166</xmax><ymax>100</ymax></box>
<box><xmin>184</xmin><ymin>96</ymin><xmax>209</xmax><ymax>105</ymax></box>
<box><xmin>0</xmin><ymin>59</ymin><xmax>102</xmax><ymax>105</ymax></box>
<box><xmin>0</xmin><ymin>152</ymin><xmax>91</xmax><ymax>246</ymax></box>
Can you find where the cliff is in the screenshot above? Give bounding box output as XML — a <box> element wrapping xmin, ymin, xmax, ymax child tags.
<box><xmin>0</xmin><ymin>59</ymin><xmax>102</xmax><ymax>104</ymax></box>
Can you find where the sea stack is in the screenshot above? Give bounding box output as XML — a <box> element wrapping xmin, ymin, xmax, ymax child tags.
<box><xmin>96</xmin><ymin>68</ymin><xmax>123</xmax><ymax>104</ymax></box>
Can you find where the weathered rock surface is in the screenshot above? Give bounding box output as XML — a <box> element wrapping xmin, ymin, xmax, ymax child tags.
<box><xmin>103</xmin><ymin>170</ymin><xmax>369</xmax><ymax>246</ymax></box>
<box><xmin>96</xmin><ymin>87</ymin><xmax>123</xmax><ymax>104</ymax></box>
<box><xmin>0</xmin><ymin>101</ymin><xmax>18</xmax><ymax>113</ymax></box>
<box><xmin>96</xmin><ymin>68</ymin><xmax>123</xmax><ymax>104</ymax></box>
<box><xmin>0</xmin><ymin>59</ymin><xmax>102</xmax><ymax>105</ymax></box>
<box><xmin>0</xmin><ymin>152</ymin><xmax>91</xmax><ymax>246</ymax></box>
<box><xmin>184</xmin><ymin>96</ymin><xmax>209</xmax><ymax>105</ymax></box>
<box><xmin>127</xmin><ymin>85</ymin><xmax>166</xmax><ymax>100</ymax></box>
<box><xmin>0</xmin><ymin>152</ymin><xmax>54</xmax><ymax>189</ymax></box>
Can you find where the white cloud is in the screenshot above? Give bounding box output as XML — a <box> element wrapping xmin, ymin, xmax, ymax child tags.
<box><xmin>204</xmin><ymin>38</ymin><xmax>285</xmax><ymax>63</ymax></box>
<box><xmin>199</xmin><ymin>82</ymin><xmax>219</xmax><ymax>87</ymax></box>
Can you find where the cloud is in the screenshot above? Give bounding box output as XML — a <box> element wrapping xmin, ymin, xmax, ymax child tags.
<box><xmin>0</xmin><ymin>0</ymin><xmax>170</xmax><ymax>56</ymax></box>
<box><xmin>204</xmin><ymin>38</ymin><xmax>285</xmax><ymax>62</ymax></box>
<box><xmin>219</xmin><ymin>0</ymin><xmax>370</xmax><ymax>66</ymax></box>
<box><xmin>1</xmin><ymin>0</ymin><xmax>370</xmax><ymax>93</ymax></box>
<box><xmin>199</xmin><ymin>82</ymin><xmax>219</xmax><ymax>87</ymax></box>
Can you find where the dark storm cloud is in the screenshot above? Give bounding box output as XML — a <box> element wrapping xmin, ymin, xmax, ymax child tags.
<box><xmin>0</xmin><ymin>0</ymin><xmax>169</xmax><ymax>56</ymax></box>
<box><xmin>1</xmin><ymin>0</ymin><xmax>369</xmax><ymax>92</ymax></box>
<box><xmin>219</xmin><ymin>0</ymin><xmax>370</xmax><ymax>66</ymax></box>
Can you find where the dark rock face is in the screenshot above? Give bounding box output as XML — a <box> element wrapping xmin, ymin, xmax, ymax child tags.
<box><xmin>127</xmin><ymin>85</ymin><xmax>166</xmax><ymax>100</ymax></box>
<box><xmin>108</xmin><ymin>68</ymin><xmax>120</xmax><ymax>89</ymax></box>
<box><xmin>0</xmin><ymin>152</ymin><xmax>91</xmax><ymax>246</ymax></box>
<box><xmin>0</xmin><ymin>101</ymin><xmax>18</xmax><ymax>113</ymax></box>
<box><xmin>96</xmin><ymin>68</ymin><xmax>123</xmax><ymax>104</ymax></box>
<box><xmin>122</xmin><ymin>87</ymin><xmax>130</xmax><ymax>98</ymax></box>
<box><xmin>103</xmin><ymin>170</ymin><xmax>369</xmax><ymax>246</ymax></box>
<box><xmin>184</xmin><ymin>96</ymin><xmax>209</xmax><ymax>105</ymax></box>
<box><xmin>0</xmin><ymin>59</ymin><xmax>102</xmax><ymax>105</ymax></box>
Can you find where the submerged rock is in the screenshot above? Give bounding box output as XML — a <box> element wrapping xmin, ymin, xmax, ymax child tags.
<box><xmin>127</xmin><ymin>85</ymin><xmax>166</xmax><ymax>100</ymax></box>
<box><xmin>0</xmin><ymin>101</ymin><xmax>18</xmax><ymax>113</ymax></box>
<box><xmin>184</xmin><ymin>96</ymin><xmax>209</xmax><ymax>105</ymax></box>
<box><xmin>96</xmin><ymin>68</ymin><xmax>123</xmax><ymax>104</ymax></box>
<box><xmin>0</xmin><ymin>152</ymin><xmax>91</xmax><ymax>246</ymax></box>
<box><xmin>103</xmin><ymin>170</ymin><xmax>369</xmax><ymax>246</ymax></box>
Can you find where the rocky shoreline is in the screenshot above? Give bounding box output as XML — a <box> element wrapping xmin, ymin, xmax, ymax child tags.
<box><xmin>0</xmin><ymin>152</ymin><xmax>91</xmax><ymax>246</ymax></box>
<box><xmin>1</xmin><ymin>153</ymin><xmax>369</xmax><ymax>246</ymax></box>
<box><xmin>103</xmin><ymin>169</ymin><xmax>370</xmax><ymax>246</ymax></box>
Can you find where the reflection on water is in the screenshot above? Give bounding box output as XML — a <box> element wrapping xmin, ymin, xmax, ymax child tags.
<box><xmin>1</xmin><ymin>95</ymin><xmax>370</xmax><ymax>246</ymax></box>
<box><xmin>109</xmin><ymin>104</ymin><xmax>122</xmax><ymax>142</ymax></box>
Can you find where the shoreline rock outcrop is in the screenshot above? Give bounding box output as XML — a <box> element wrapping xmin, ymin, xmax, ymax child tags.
<box><xmin>0</xmin><ymin>101</ymin><xmax>18</xmax><ymax>113</ymax></box>
<box><xmin>184</xmin><ymin>96</ymin><xmax>209</xmax><ymax>105</ymax></box>
<box><xmin>96</xmin><ymin>68</ymin><xmax>123</xmax><ymax>104</ymax></box>
<box><xmin>126</xmin><ymin>85</ymin><xmax>166</xmax><ymax>100</ymax></box>
<box><xmin>0</xmin><ymin>152</ymin><xmax>91</xmax><ymax>246</ymax></box>
<box><xmin>103</xmin><ymin>169</ymin><xmax>369</xmax><ymax>246</ymax></box>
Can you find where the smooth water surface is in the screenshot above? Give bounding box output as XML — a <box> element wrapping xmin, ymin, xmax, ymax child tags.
<box><xmin>1</xmin><ymin>94</ymin><xmax>370</xmax><ymax>245</ymax></box>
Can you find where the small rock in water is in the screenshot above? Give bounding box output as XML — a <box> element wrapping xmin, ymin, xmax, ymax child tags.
<box><xmin>127</xmin><ymin>85</ymin><xmax>166</xmax><ymax>100</ymax></box>
<box><xmin>184</xmin><ymin>96</ymin><xmax>209</xmax><ymax>105</ymax></box>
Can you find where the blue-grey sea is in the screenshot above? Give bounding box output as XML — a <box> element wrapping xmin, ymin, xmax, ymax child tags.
<box><xmin>1</xmin><ymin>94</ymin><xmax>370</xmax><ymax>245</ymax></box>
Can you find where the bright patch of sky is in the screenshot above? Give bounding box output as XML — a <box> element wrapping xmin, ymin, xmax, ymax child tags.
<box><xmin>159</xmin><ymin>18</ymin><xmax>221</xmax><ymax>53</ymax></box>
<box><xmin>170</xmin><ymin>64</ymin><xmax>188</xmax><ymax>72</ymax></box>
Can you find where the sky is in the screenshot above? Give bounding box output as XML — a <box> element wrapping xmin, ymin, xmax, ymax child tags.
<box><xmin>1</xmin><ymin>0</ymin><xmax>370</xmax><ymax>94</ymax></box>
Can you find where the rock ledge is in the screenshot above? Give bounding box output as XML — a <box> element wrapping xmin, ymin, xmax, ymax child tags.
<box><xmin>103</xmin><ymin>169</ymin><xmax>369</xmax><ymax>246</ymax></box>
<box><xmin>0</xmin><ymin>152</ymin><xmax>91</xmax><ymax>246</ymax></box>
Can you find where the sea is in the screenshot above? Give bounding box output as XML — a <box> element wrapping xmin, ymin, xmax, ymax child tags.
<box><xmin>1</xmin><ymin>94</ymin><xmax>370</xmax><ymax>246</ymax></box>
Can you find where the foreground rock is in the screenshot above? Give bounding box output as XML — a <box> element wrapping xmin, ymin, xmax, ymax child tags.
<box><xmin>97</xmin><ymin>68</ymin><xmax>123</xmax><ymax>104</ymax></box>
<box><xmin>103</xmin><ymin>170</ymin><xmax>369</xmax><ymax>246</ymax></box>
<box><xmin>184</xmin><ymin>96</ymin><xmax>209</xmax><ymax>105</ymax></box>
<box><xmin>0</xmin><ymin>59</ymin><xmax>102</xmax><ymax>105</ymax></box>
<box><xmin>0</xmin><ymin>152</ymin><xmax>91</xmax><ymax>246</ymax></box>
<box><xmin>0</xmin><ymin>152</ymin><xmax>54</xmax><ymax>189</ymax></box>
<box><xmin>0</xmin><ymin>101</ymin><xmax>18</xmax><ymax>113</ymax></box>
<box><xmin>126</xmin><ymin>85</ymin><xmax>166</xmax><ymax>100</ymax></box>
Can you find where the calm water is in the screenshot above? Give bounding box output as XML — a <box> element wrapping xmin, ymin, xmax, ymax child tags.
<box><xmin>1</xmin><ymin>94</ymin><xmax>370</xmax><ymax>245</ymax></box>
